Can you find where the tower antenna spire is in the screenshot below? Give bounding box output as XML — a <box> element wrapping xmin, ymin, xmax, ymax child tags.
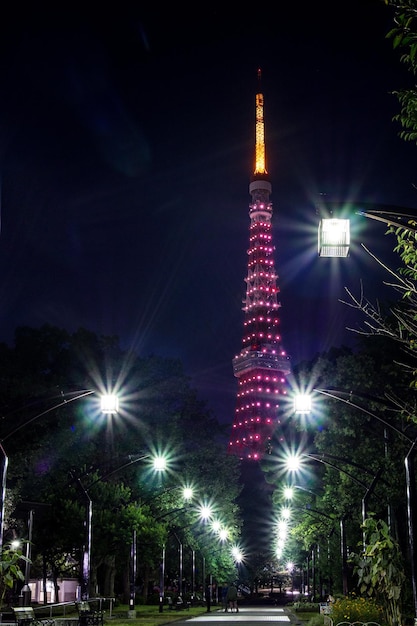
<box><xmin>254</xmin><ymin>68</ymin><xmax>267</xmax><ymax>176</ymax></box>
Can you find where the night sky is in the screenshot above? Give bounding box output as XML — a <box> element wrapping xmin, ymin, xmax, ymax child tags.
<box><xmin>0</xmin><ymin>2</ymin><xmax>416</xmax><ymax>425</ymax></box>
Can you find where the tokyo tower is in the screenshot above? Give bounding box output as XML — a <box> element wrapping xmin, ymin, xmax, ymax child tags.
<box><xmin>228</xmin><ymin>70</ymin><xmax>291</xmax><ymax>461</ymax></box>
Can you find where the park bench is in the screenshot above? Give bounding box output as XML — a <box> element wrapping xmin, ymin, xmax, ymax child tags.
<box><xmin>75</xmin><ymin>602</ymin><xmax>104</xmax><ymax>626</ymax></box>
<box><xmin>175</xmin><ymin>598</ymin><xmax>191</xmax><ymax>611</ymax></box>
<box><xmin>167</xmin><ymin>597</ymin><xmax>191</xmax><ymax>611</ymax></box>
<box><xmin>13</xmin><ymin>607</ymin><xmax>55</xmax><ymax>626</ymax></box>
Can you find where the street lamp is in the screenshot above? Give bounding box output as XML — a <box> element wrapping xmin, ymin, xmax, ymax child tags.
<box><xmin>78</xmin><ymin>452</ymin><xmax>166</xmax><ymax>605</ymax></box>
<box><xmin>0</xmin><ymin>388</ymin><xmax>108</xmax><ymax>556</ymax></box>
<box><xmin>295</xmin><ymin>387</ymin><xmax>417</xmax><ymax>613</ymax></box>
<box><xmin>162</xmin><ymin>500</ymin><xmax>236</xmax><ymax>610</ymax></box>
<box><xmin>232</xmin><ymin>546</ymin><xmax>243</xmax><ymax>586</ymax></box>
<box><xmin>318</xmin><ymin>217</ymin><xmax>350</xmax><ymax>257</ymax></box>
<box><xmin>279</xmin><ymin>487</ymin><xmax>342</xmax><ymax>596</ymax></box>
<box><xmin>128</xmin><ymin>463</ymin><xmax>173</xmax><ymax>616</ymax></box>
<box><xmin>100</xmin><ymin>394</ymin><xmax>119</xmax><ymax>414</ymax></box>
<box><xmin>63</xmin><ymin>392</ymin><xmax>128</xmax><ymax>601</ymax></box>
<box><xmin>155</xmin><ymin>486</ymin><xmax>196</xmax><ymax>612</ymax></box>
<box><xmin>316</xmin><ymin>202</ymin><xmax>415</xmax><ymax>258</ymax></box>
<box><xmin>283</xmin><ymin>484</ymin><xmax>321</xmax><ymax>501</ymax></box>
<box><xmin>156</xmin><ymin>495</ymin><xmax>237</xmax><ymax>611</ymax></box>
<box><xmin>181</xmin><ymin>502</ymin><xmax>213</xmax><ymax>602</ymax></box>
<box><xmin>317</xmin><ymin>204</ymin><xmax>417</xmax><ymax>258</ymax></box>
<box><xmin>287</xmin><ymin>451</ymin><xmax>383</xmax><ymax>541</ymax></box>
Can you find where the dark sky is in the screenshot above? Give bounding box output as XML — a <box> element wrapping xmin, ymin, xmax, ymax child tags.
<box><xmin>0</xmin><ymin>2</ymin><xmax>416</xmax><ymax>424</ymax></box>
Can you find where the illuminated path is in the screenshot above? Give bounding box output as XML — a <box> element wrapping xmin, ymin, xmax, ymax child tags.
<box><xmin>190</xmin><ymin>607</ymin><xmax>291</xmax><ymax>622</ymax></box>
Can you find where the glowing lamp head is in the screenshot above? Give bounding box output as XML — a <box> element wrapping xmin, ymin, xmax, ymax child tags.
<box><xmin>286</xmin><ymin>455</ymin><xmax>302</xmax><ymax>472</ymax></box>
<box><xmin>183</xmin><ymin>487</ymin><xmax>193</xmax><ymax>501</ymax></box>
<box><xmin>318</xmin><ymin>218</ymin><xmax>350</xmax><ymax>257</ymax></box>
<box><xmin>101</xmin><ymin>394</ymin><xmax>119</xmax><ymax>414</ymax></box>
<box><xmin>153</xmin><ymin>456</ymin><xmax>167</xmax><ymax>472</ymax></box>
<box><xmin>283</xmin><ymin>487</ymin><xmax>293</xmax><ymax>500</ymax></box>
<box><xmin>294</xmin><ymin>394</ymin><xmax>312</xmax><ymax>415</ymax></box>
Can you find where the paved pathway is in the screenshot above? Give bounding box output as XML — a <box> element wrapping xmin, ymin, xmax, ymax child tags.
<box><xmin>173</xmin><ymin>606</ymin><xmax>295</xmax><ymax>625</ymax></box>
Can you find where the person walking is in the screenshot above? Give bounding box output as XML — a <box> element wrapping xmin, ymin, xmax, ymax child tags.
<box><xmin>205</xmin><ymin>582</ymin><xmax>211</xmax><ymax>612</ymax></box>
<box><xmin>221</xmin><ymin>585</ymin><xmax>228</xmax><ymax>612</ymax></box>
<box><xmin>226</xmin><ymin>583</ymin><xmax>238</xmax><ymax>612</ymax></box>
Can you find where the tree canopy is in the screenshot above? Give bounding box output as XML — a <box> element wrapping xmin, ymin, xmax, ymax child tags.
<box><xmin>0</xmin><ymin>324</ymin><xmax>242</xmax><ymax>604</ymax></box>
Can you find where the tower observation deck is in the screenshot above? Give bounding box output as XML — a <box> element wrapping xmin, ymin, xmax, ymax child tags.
<box><xmin>228</xmin><ymin>70</ymin><xmax>291</xmax><ymax>461</ymax></box>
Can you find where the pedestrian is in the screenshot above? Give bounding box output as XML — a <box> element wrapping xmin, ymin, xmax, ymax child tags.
<box><xmin>226</xmin><ymin>582</ymin><xmax>238</xmax><ymax>612</ymax></box>
<box><xmin>205</xmin><ymin>583</ymin><xmax>211</xmax><ymax>612</ymax></box>
<box><xmin>221</xmin><ymin>584</ymin><xmax>228</xmax><ymax>612</ymax></box>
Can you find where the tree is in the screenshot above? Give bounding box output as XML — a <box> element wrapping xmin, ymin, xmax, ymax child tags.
<box><xmin>343</xmin><ymin>1</ymin><xmax>417</xmax><ymax>393</ymax></box>
<box><xmin>0</xmin><ymin>542</ymin><xmax>28</xmax><ymax>609</ymax></box>
<box><xmin>0</xmin><ymin>324</ymin><xmax>242</xmax><ymax>603</ymax></box>
<box><xmin>350</xmin><ymin>517</ymin><xmax>405</xmax><ymax>626</ymax></box>
<box><xmin>262</xmin><ymin>341</ymin><xmax>416</xmax><ymax>598</ymax></box>
<box><xmin>385</xmin><ymin>0</ymin><xmax>417</xmax><ymax>146</ymax></box>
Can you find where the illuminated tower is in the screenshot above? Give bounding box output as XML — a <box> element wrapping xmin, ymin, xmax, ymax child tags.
<box><xmin>229</xmin><ymin>70</ymin><xmax>291</xmax><ymax>461</ymax></box>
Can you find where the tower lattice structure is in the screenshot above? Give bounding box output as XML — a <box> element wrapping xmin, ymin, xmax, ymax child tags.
<box><xmin>228</xmin><ymin>71</ymin><xmax>291</xmax><ymax>461</ymax></box>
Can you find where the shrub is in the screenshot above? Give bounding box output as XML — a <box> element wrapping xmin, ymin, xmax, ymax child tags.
<box><xmin>331</xmin><ymin>594</ymin><xmax>385</xmax><ymax>625</ymax></box>
<box><xmin>306</xmin><ymin>615</ymin><xmax>325</xmax><ymax>626</ymax></box>
<box><xmin>293</xmin><ymin>601</ymin><xmax>320</xmax><ymax>612</ymax></box>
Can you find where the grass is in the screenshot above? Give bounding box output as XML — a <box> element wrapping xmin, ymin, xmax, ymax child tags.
<box><xmin>291</xmin><ymin>611</ymin><xmax>320</xmax><ymax>623</ymax></box>
<box><xmin>104</xmin><ymin>604</ymin><xmax>210</xmax><ymax>626</ymax></box>
<box><xmin>32</xmin><ymin>600</ymin><xmax>309</xmax><ymax>626</ymax></box>
<box><xmin>106</xmin><ymin>601</ymin><xmax>318</xmax><ymax>626</ymax></box>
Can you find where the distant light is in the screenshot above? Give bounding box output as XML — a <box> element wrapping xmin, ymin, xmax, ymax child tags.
<box><xmin>199</xmin><ymin>505</ymin><xmax>213</xmax><ymax>521</ymax></box>
<box><xmin>232</xmin><ymin>546</ymin><xmax>243</xmax><ymax>563</ymax></box>
<box><xmin>283</xmin><ymin>487</ymin><xmax>293</xmax><ymax>500</ymax></box>
<box><xmin>211</xmin><ymin>520</ymin><xmax>221</xmax><ymax>533</ymax></box>
<box><xmin>318</xmin><ymin>218</ymin><xmax>350</xmax><ymax>257</ymax></box>
<box><xmin>183</xmin><ymin>487</ymin><xmax>193</xmax><ymax>501</ymax></box>
<box><xmin>280</xmin><ymin>508</ymin><xmax>291</xmax><ymax>521</ymax></box>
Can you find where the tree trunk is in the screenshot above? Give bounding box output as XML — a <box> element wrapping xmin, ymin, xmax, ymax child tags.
<box><xmin>122</xmin><ymin>554</ymin><xmax>130</xmax><ymax>604</ymax></box>
<box><xmin>142</xmin><ymin>565</ymin><xmax>150</xmax><ymax>603</ymax></box>
<box><xmin>103</xmin><ymin>554</ymin><xmax>116</xmax><ymax>597</ymax></box>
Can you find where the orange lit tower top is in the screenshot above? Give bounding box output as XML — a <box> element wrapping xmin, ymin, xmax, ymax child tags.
<box><xmin>254</xmin><ymin>68</ymin><xmax>268</xmax><ymax>177</ymax></box>
<box><xmin>228</xmin><ymin>70</ymin><xmax>291</xmax><ymax>461</ymax></box>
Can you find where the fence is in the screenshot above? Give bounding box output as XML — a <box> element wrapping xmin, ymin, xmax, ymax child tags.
<box><xmin>324</xmin><ymin>620</ymin><xmax>381</xmax><ymax>626</ymax></box>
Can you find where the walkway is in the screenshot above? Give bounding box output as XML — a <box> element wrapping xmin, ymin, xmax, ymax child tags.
<box><xmin>173</xmin><ymin>606</ymin><xmax>297</xmax><ymax>625</ymax></box>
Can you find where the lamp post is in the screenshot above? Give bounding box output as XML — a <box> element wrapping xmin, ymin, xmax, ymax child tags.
<box><xmin>154</xmin><ymin>486</ymin><xmax>195</xmax><ymax>612</ymax></box>
<box><xmin>13</xmin><ymin>500</ymin><xmax>51</xmax><ymax>606</ymax></box>
<box><xmin>284</xmin><ymin>451</ymin><xmax>383</xmax><ymax>596</ymax></box>
<box><xmin>0</xmin><ymin>388</ymin><xmax>98</xmax><ymax>555</ymax></box>
<box><xmin>129</xmin><ymin>530</ymin><xmax>137</xmax><ymax>617</ymax></box>
<box><xmin>286</xmin><ymin>451</ymin><xmax>382</xmax><ymax>551</ymax></box>
<box><xmin>0</xmin><ymin>443</ymin><xmax>8</xmax><ymax>557</ymax></box>
<box><xmin>70</xmin><ymin>393</ymin><xmax>120</xmax><ymax>601</ymax></box>
<box><xmin>157</xmin><ymin>499</ymin><xmax>233</xmax><ymax>611</ymax></box>
<box><xmin>20</xmin><ymin>507</ymin><xmax>34</xmax><ymax>606</ymax></box>
<box><xmin>159</xmin><ymin>545</ymin><xmax>165</xmax><ymax>613</ymax></box>
<box><xmin>78</xmin><ymin>452</ymin><xmax>167</xmax><ymax>605</ymax></box>
<box><xmin>280</xmin><ymin>494</ymin><xmax>342</xmax><ymax>596</ymax></box>
<box><xmin>295</xmin><ymin>387</ymin><xmax>417</xmax><ymax>615</ymax></box>
<box><xmin>74</xmin><ymin>480</ymin><xmax>92</xmax><ymax>602</ymax></box>
<box><xmin>173</xmin><ymin>532</ymin><xmax>183</xmax><ymax>599</ymax></box>
<box><xmin>232</xmin><ymin>546</ymin><xmax>243</xmax><ymax>586</ymax></box>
